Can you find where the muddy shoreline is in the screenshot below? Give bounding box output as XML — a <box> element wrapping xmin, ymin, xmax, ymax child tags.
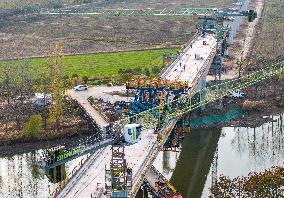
<box><xmin>1</xmin><ymin>104</ymin><xmax>283</xmax><ymax>157</ymax></box>
<box><xmin>0</xmin><ymin>130</ymin><xmax>98</xmax><ymax>157</ymax></box>
<box><xmin>222</xmin><ymin>108</ymin><xmax>284</xmax><ymax>128</ymax></box>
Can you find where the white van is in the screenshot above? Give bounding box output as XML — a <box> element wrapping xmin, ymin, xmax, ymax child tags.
<box><xmin>74</xmin><ymin>85</ymin><xmax>88</xmax><ymax>91</ymax></box>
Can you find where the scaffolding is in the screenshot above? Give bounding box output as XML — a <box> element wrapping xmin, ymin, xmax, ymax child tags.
<box><xmin>105</xmin><ymin>144</ymin><xmax>132</xmax><ymax>197</ymax></box>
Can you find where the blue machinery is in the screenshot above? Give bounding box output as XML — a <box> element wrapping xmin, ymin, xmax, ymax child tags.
<box><xmin>126</xmin><ymin>78</ymin><xmax>189</xmax><ymax>115</ymax></box>
<box><xmin>45</xmin><ymin>60</ymin><xmax>284</xmax><ymax>197</ymax></box>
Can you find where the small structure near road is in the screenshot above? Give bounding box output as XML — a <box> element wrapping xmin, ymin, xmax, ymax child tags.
<box><xmin>124</xmin><ymin>123</ymin><xmax>142</xmax><ymax>144</ymax></box>
<box><xmin>32</xmin><ymin>93</ymin><xmax>52</xmax><ymax>106</ymax></box>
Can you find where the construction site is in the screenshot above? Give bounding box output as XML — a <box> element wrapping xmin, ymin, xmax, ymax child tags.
<box><xmin>0</xmin><ymin>0</ymin><xmax>283</xmax><ymax>198</ymax></box>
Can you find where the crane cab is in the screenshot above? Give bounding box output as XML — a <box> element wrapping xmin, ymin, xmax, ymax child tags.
<box><xmin>124</xmin><ymin>123</ymin><xmax>142</xmax><ymax>144</ymax></box>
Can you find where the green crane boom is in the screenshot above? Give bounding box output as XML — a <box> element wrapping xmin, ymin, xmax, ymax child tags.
<box><xmin>40</xmin><ymin>7</ymin><xmax>257</xmax><ymax>22</ymax></box>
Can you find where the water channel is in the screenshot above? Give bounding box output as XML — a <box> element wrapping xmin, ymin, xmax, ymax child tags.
<box><xmin>0</xmin><ymin>113</ymin><xmax>283</xmax><ymax>198</ymax></box>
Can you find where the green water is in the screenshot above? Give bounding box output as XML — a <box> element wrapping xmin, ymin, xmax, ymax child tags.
<box><xmin>190</xmin><ymin>108</ymin><xmax>244</xmax><ymax>127</ymax></box>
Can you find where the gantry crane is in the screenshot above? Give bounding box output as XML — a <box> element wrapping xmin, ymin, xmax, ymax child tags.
<box><xmin>39</xmin><ymin>5</ymin><xmax>257</xmax><ymax>165</ymax></box>
<box><xmin>40</xmin><ymin>4</ymin><xmax>257</xmax><ymax>196</ymax></box>
<box><xmin>41</xmin><ymin>7</ymin><xmax>256</xmax><ymax>20</ymax></box>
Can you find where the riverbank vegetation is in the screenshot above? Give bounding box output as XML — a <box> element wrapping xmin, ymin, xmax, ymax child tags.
<box><xmin>212</xmin><ymin>165</ymin><xmax>284</xmax><ymax>197</ymax></box>
<box><xmin>0</xmin><ymin>45</ymin><xmax>88</xmax><ymax>145</ymax></box>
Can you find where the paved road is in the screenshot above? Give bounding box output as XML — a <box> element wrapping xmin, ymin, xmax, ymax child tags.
<box><xmin>69</xmin><ymin>86</ymin><xmax>130</xmax><ymax>129</ymax></box>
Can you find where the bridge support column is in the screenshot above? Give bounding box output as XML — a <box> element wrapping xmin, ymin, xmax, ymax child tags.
<box><xmin>227</xmin><ymin>28</ymin><xmax>234</xmax><ymax>44</ymax></box>
<box><xmin>198</xmin><ymin>76</ymin><xmax>207</xmax><ymax>111</ymax></box>
<box><xmin>230</xmin><ymin>20</ymin><xmax>237</xmax><ymax>38</ymax></box>
<box><xmin>224</xmin><ymin>48</ymin><xmax>229</xmax><ymax>57</ymax></box>
<box><xmin>235</xmin><ymin>16</ymin><xmax>240</xmax><ymax>32</ymax></box>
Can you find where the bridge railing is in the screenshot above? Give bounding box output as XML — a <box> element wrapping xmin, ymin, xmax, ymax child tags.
<box><xmin>115</xmin><ymin>60</ymin><xmax>284</xmax><ymax>133</ymax></box>
<box><xmin>50</xmin><ymin>153</ymin><xmax>91</xmax><ymax>198</ymax></box>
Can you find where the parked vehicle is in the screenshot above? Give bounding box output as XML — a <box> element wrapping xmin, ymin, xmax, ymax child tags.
<box><xmin>74</xmin><ymin>85</ymin><xmax>88</xmax><ymax>91</ymax></box>
<box><xmin>231</xmin><ymin>90</ymin><xmax>245</xmax><ymax>98</ymax></box>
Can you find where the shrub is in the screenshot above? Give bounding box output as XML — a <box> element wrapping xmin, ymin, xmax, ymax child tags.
<box><xmin>212</xmin><ymin>166</ymin><xmax>284</xmax><ymax>197</ymax></box>
<box><xmin>23</xmin><ymin>115</ymin><xmax>43</xmax><ymax>140</ymax></box>
<box><xmin>82</xmin><ymin>76</ymin><xmax>88</xmax><ymax>84</ymax></box>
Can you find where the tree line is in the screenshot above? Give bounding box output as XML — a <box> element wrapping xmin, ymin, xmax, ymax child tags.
<box><xmin>0</xmin><ymin>44</ymin><xmax>81</xmax><ymax>142</ymax></box>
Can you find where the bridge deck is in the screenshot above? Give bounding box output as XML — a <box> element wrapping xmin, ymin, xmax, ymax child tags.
<box><xmin>161</xmin><ymin>34</ymin><xmax>217</xmax><ymax>84</ymax></box>
<box><xmin>59</xmin><ymin>33</ymin><xmax>218</xmax><ymax>198</ymax></box>
<box><xmin>57</xmin><ymin>129</ymin><xmax>157</xmax><ymax>198</ymax></box>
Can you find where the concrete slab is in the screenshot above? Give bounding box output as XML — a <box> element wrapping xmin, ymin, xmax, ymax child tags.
<box><xmin>57</xmin><ymin>129</ymin><xmax>157</xmax><ymax>198</ymax></box>
<box><xmin>161</xmin><ymin>34</ymin><xmax>217</xmax><ymax>85</ymax></box>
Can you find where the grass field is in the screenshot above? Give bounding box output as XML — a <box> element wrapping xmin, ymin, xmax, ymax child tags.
<box><xmin>0</xmin><ymin>0</ymin><xmax>233</xmax><ymax>60</ymax></box>
<box><xmin>24</xmin><ymin>48</ymin><xmax>178</xmax><ymax>78</ymax></box>
<box><xmin>250</xmin><ymin>0</ymin><xmax>284</xmax><ymax>63</ymax></box>
<box><xmin>0</xmin><ymin>0</ymin><xmax>74</xmax><ymax>9</ymax></box>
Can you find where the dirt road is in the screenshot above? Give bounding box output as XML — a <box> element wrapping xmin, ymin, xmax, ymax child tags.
<box><xmin>207</xmin><ymin>0</ymin><xmax>265</xmax><ymax>81</ymax></box>
<box><xmin>238</xmin><ymin>0</ymin><xmax>265</xmax><ymax>60</ymax></box>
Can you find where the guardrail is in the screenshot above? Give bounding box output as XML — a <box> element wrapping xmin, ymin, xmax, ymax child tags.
<box><xmin>51</xmin><ymin>153</ymin><xmax>91</xmax><ymax>198</ymax></box>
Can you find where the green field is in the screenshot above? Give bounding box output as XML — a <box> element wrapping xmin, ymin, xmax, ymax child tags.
<box><xmin>26</xmin><ymin>48</ymin><xmax>177</xmax><ymax>78</ymax></box>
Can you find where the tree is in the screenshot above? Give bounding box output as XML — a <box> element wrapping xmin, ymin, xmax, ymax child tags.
<box><xmin>118</xmin><ymin>68</ymin><xmax>124</xmax><ymax>74</ymax></box>
<box><xmin>82</xmin><ymin>76</ymin><xmax>88</xmax><ymax>84</ymax></box>
<box><xmin>72</xmin><ymin>74</ymin><xmax>79</xmax><ymax>86</ymax></box>
<box><xmin>212</xmin><ymin>166</ymin><xmax>284</xmax><ymax>197</ymax></box>
<box><xmin>46</xmin><ymin>44</ymin><xmax>65</xmax><ymax>130</ymax></box>
<box><xmin>133</xmin><ymin>66</ymin><xmax>142</xmax><ymax>75</ymax></box>
<box><xmin>63</xmin><ymin>75</ymin><xmax>70</xmax><ymax>89</ymax></box>
<box><xmin>152</xmin><ymin>65</ymin><xmax>161</xmax><ymax>75</ymax></box>
<box><xmin>24</xmin><ymin>115</ymin><xmax>43</xmax><ymax>140</ymax></box>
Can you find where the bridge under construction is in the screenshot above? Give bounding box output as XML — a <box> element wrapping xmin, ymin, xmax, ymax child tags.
<box><xmin>40</xmin><ymin>0</ymin><xmax>284</xmax><ymax>197</ymax></box>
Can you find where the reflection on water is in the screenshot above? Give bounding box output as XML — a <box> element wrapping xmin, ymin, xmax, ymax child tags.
<box><xmin>0</xmin><ymin>151</ymin><xmax>56</xmax><ymax>198</ymax></box>
<box><xmin>154</xmin><ymin>114</ymin><xmax>284</xmax><ymax>198</ymax></box>
<box><xmin>0</xmin><ymin>114</ymin><xmax>283</xmax><ymax>198</ymax></box>
<box><xmin>0</xmin><ymin>149</ymin><xmax>86</xmax><ymax>198</ymax></box>
<box><xmin>46</xmin><ymin>164</ymin><xmax>66</xmax><ymax>184</ymax></box>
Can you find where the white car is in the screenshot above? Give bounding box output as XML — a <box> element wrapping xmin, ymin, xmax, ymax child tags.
<box><xmin>74</xmin><ymin>85</ymin><xmax>88</xmax><ymax>91</ymax></box>
<box><xmin>231</xmin><ymin>90</ymin><xmax>245</xmax><ymax>98</ymax></box>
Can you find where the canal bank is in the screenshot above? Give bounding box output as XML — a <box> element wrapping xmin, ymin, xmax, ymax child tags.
<box><xmin>0</xmin><ymin>112</ymin><xmax>283</xmax><ymax>198</ymax></box>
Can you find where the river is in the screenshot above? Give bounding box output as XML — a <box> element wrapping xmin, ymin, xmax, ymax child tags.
<box><xmin>153</xmin><ymin>113</ymin><xmax>284</xmax><ymax>198</ymax></box>
<box><xmin>0</xmin><ymin>114</ymin><xmax>283</xmax><ymax>198</ymax></box>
